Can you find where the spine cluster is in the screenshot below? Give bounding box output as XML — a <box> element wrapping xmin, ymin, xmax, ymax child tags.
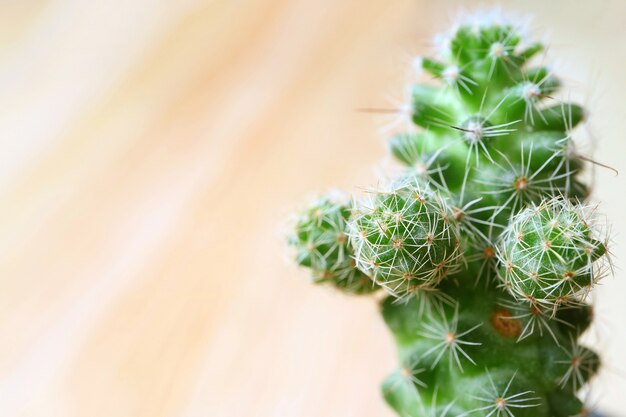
<box><xmin>287</xmin><ymin>14</ymin><xmax>613</xmax><ymax>417</ymax></box>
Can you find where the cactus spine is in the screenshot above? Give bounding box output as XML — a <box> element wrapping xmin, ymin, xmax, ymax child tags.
<box><xmin>287</xmin><ymin>14</ymin><xmax>612</xmax><ymax>417</ymax></box>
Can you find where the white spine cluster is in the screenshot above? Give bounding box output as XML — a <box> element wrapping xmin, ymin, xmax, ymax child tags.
<box><xmin>496</xmin><ymin>198</ymin><xmax>609</xmax><ymax>309</ymax></box>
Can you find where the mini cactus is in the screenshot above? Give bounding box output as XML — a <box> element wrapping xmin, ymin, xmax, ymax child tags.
<box><xmin>288</xmin><ymin>193</ymin><xmax>377</xmax><ymax>294</ymax></box>
<box><xmin>287</xmin><ymin>13</ymin><xmax>613</xmax><ymax>417</ymax></box>
<box><xmin>348</xmin><ymin>178</ymin><xmax>462</xmax><ymax>298</ymax></box>
<box><xmin>497</xmin><ymin>198</ymin><xmax>608</xmax><ymax>309</ymax></box>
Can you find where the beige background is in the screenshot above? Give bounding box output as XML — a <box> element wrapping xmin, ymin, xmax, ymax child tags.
<box><xmin>0</xmin><ymin>1</ymin><xmax>624</xmax><ymax>416</ymax></box>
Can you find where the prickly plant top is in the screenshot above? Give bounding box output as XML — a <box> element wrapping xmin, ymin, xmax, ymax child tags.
<box><xmin>287</xmin><ymin>14</ymin><xmax>613</xmax><ymax>417</ymax></box>
<box><xmin>348</xmin><ymin>178</ymin><xmax>462</xmax><ymax>297</ymax></box>
<box><xmin>289</xmin><ymin>194</ymin><xmax>376</xmax><ymax>294</ymax></box>
<box><xmin>497</xmin><ymin>199</ymin><xmax>607</xmax><ymax>309</ymax></box>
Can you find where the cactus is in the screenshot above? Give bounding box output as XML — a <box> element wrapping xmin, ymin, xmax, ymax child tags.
<box><xmin>288</xmin><ymin>193</ymin><xmax>378</xmax><ymax>294</ymax></box>
<box><xmin>287</xmin><ymin>14</ymin><xmax>613</xmax><ymax>417</ymax></box>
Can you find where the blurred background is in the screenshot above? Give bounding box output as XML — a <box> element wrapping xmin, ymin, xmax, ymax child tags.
<box><xmin>0</xmin><ymin>0</ymin><xmax>624</xmax><ymax>416</ymax></box>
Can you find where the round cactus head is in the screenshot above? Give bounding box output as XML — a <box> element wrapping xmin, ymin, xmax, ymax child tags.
<box><xmin>348</xmin><ymin>178</ymin><xmax>461</xmax><ymax>298</ymax></box>
<box><xmin>288</xmin><ymin>194</ymin><xmax>377</xmax><ymax>294</ymax></box>
<box><xmin>496</xmin><ymin>198</ymin><xmax>609</xmax><ymax>308</ymax></box>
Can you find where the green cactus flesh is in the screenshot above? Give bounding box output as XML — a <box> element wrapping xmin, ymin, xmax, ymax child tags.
<box><xmin>288</xmin><ymin>16</ymin><xmax>612</xmax><ymax>417</ymax></box>
<box><xmin>348</xmin><ymin>178</ymin><xmax>462</xmax><ymax>297</ymax></box>
<box><xmin>288</xmin><ymin>194</ymin><xmax>378</xmax><ymax>294</ymax></box>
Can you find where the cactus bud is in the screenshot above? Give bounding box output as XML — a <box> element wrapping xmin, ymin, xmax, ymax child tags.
<box><xmin>288</xmin><ymin>195</ymin><xmax>377</xmax><ymax>294</ymax></box>
<box><xmin>496</xmin><ymin>198</ymin><xmax>608</xmax><ymax>308</ymax></box>
<box><xmin>348</xmin><ymin>178</ymin><xmax>461</xmax><ymax>297</ymax></box>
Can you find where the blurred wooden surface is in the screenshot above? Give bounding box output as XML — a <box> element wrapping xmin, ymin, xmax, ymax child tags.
<box><xmin>0</xmin><ymin>1</ymin><xmax>624</xmax><ymax>416</ymax></box>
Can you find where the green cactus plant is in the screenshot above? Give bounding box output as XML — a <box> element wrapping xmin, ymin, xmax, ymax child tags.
<box><xmin>287</xmin><ymin>14</ymin><xmax>613</xmax><ymax>417</ymax></box>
